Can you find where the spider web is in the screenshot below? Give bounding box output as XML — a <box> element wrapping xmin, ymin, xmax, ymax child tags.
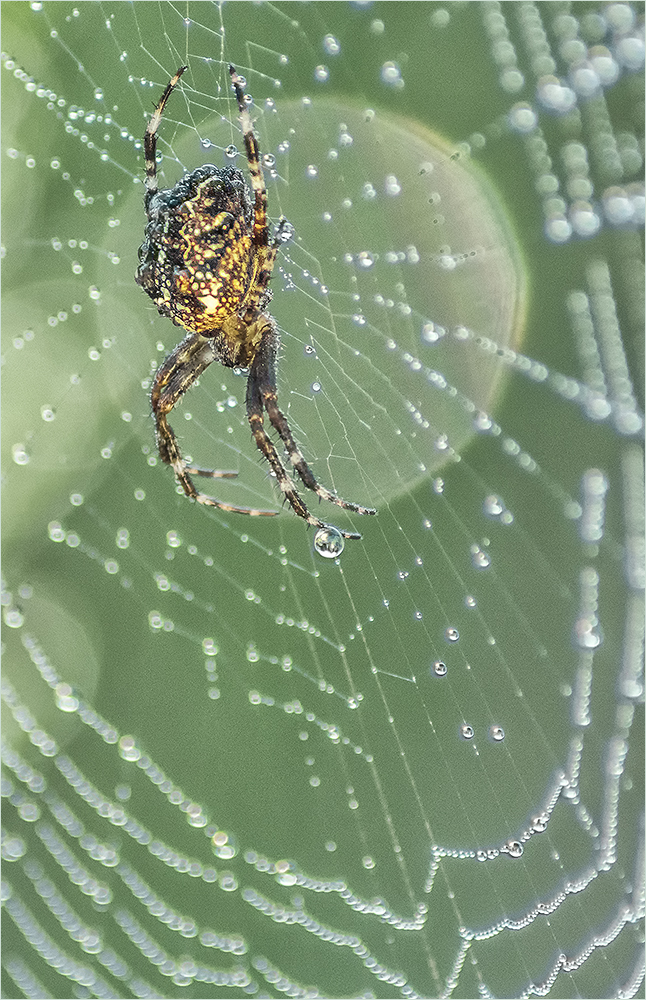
<box><xmin>2</xmin><ymin>3</ymin><xmax>644</xmax><ymax>998</ymax></box>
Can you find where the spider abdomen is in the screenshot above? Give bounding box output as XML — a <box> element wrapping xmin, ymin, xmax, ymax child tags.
<box><xmin>136</xmin><ymin>163</ymin><xmax>260</xmax><ymax>335</ymax></box>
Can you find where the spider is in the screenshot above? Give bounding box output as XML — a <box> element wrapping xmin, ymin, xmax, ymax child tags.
<box><xmin>135</xmin><ymin>64</ymin><xmax>376</xmax><ymax>540</ymax></box>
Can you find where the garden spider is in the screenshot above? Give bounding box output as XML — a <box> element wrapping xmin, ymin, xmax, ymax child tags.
<box><xmin>135</xmin><ymin>64</ymin><xmax>376</xmax><ymax>539</ymax></box>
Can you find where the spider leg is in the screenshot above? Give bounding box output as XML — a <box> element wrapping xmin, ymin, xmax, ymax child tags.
<box><xmin>229</xmin><ymin>65</ymin><xmax>269</xmax><ymax>249</ymax></box>
<box><xmin>229</xmin><ymin>67</ymin><xmax>293</xmax><ymax>319</ymax></box>
<box><xmin>151</xmin><ymin>333</ymin><xmax>277</xmax><ymax>518</ymax></box>
<box><xmin>246</xmin><ymin>321</ymin><xmax>375</xmax><ymax>539</ymax></box>
<box><xmin>258</xmin><ymin>324</ymin><xmax>376</xmax><ymax>516</ymax></box>
<box><xmin>144</xmin><ymin>65</ymin><xmax>188</xmax><ymax>205</ymax></box>
<box><xmin>246</xmin><ymin>352</ymin><xmax>349</xmax><ymax>536</ymax></box>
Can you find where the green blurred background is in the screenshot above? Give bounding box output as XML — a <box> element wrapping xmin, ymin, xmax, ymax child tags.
<box><xmin>2</xmin><ymin>3</ymin><xmax>644</xmax><ymax>998</ymax></box>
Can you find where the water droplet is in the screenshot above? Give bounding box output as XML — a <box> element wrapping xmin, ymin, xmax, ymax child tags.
<box><xmin>445</xmin><ymin>627</ymin><xmax>460</xmax><ymax>643</ymax></box>
<box><xmin>12</xmin><ymin>443</ymin><xmax>30</xmax><ymax>465</ymax></box>
<box><xmin>381</xmin><ymin>61</ymin><xmax>403</xmax><ymax>87</ymax></box>
<box><xmin>471</xmin><ymin>545</ymin><xmax>491</xmax><ymax>569</ymax></box>
<box><xmin>573</xmin><ymin>615</ymin><xmax>602</xmax><ymax>648</ymax></box>
<box><xmin>323</xmin><ymin>34</ymin><xmax>341</xmax><ymax>56</ymax></box>
<box><xmin>48</xmin><ymin>521</ymin><xmax>65</xmax><ymax>542</ymax></box>
<box><xmin>314</xmin><ymin>525</ymin><xmax>345</xmax><ymax>559</ymax></box>
<box><xmin>460</xmin><ymin>724</ymin><xmax>474</xmax><ymax>740</ymax></box>
<box><xmin>4</xmin><ymin>609</ymin><xmax>24</xmax><ymax>629</ymax></box>
<box><xmin>506</xmin><ymin>840</ymin><xmax>524</xmax><ymax>858</ymax></box>
<box><xmin>537</xmin><ymin>77</ymin><xmax>576</xmax><ymax>114</ymax></box>
<box><xmin>508</xmin><ymin>103</ymin><xmax>538</xmax><ymax>133</ymax></box>
<box><xmin>357</xmin><ymin>251</ymin><xmax>374</xmax><ymax>269</ymax></box>
<box><xmin>422</xmin><ymin>321</ymin><xmax>443</xmax><ymax>343</ymax></box>
<box><xmin>55</xmin><ymin>682</ymin><xmax>79</xmax><ymax>712</ymax></box>
<box><xmin>116</xmin><ymin>528</ymin><xmax>130</xmax><ymax>550</ymax></box>
<box><xmin>483</xmin><ymin>494</ymin><xmax>503</xmax><ymax>517</ymax></box>
<box><xmin>431</xmin><ymin>661</ymin><xmax>447</xmax><ymax>677</ymax></box>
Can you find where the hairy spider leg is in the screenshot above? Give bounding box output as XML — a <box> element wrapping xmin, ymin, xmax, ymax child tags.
<box><xmin>228</xmin><ymin>64</ymin><xmax>293</xmax><ymax>318</ymax></box>
<box><xmin>151</xmin><ymin>333</ymin><xmax>278</xmax><ymax>517</ymax></box>
<box><xmin>144</xmin><ymin>65</ymin><xmax>188</xmax><ymax>205</ymax></box>
<box><xmin>229</xmin><ymin>65</ymin><xmax>269</xmax><ymax>249</ymax></box>
<box><xmin>253</xmin><ymin>323</ymin><xmax>377</xmax><ymax>518</ymax></box>
<box><xmin>246</xmin><ymin>322</ymin><xmax>372</xmax><ymax>539</ymax></box>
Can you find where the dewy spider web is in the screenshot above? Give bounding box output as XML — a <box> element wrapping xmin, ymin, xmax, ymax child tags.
<box><xmin>2</xmin><ymin>3</ymin><xmax>644</xmax><ymax>998</ymax></box>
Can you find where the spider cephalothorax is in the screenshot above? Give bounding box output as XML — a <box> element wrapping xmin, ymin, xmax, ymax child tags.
<box><xmin>136</xmin><ymin>64</ymin><xmax>376</xmax><ymax>538</ymax></box>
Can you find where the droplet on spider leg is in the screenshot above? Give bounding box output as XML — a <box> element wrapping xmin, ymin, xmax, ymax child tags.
<box><xmin>314</xmin><ymin>525</ymin><xmax>345</xmax><ymax>559</ymax></box>
<box><xmin>275</xmin><ymin>220</ymin><xmax>294</xmax><ymax>243</ymax></box>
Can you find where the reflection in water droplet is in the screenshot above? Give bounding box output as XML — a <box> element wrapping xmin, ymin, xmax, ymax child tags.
<box><xmin>445</xmin><ymin>627</ymin><xmax>460</xmax><ymax>643</ymax></box>
<box><xmin>314</xmin><ymin>525</ymin><xmax>345</xmax><ymax>559</ymax></box>
<box><xmin>431</xmin><ymin>661</ymin><xmax>447</xmax><ymax>677</ymax></box>
<box><xmin>460</xmin><ymin>724</ymin><xmax>474</xmax><ymax>739</ymax></box>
